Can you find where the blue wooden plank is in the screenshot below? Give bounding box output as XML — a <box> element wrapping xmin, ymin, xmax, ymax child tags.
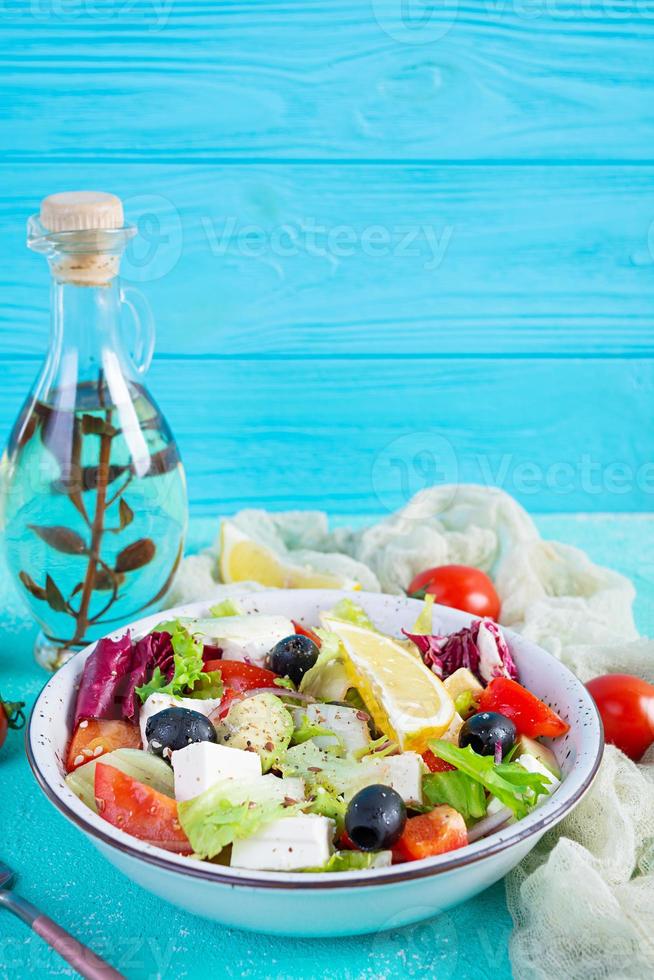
<box><xmin>0</xmin><ymin>2</ymin><xmax>653</xmax><ymax>161</ymax></box>
<box><xmin>1</xmin><ymin>163</ymin><xmax>654</xmax><ymax>357</ymax></box>
<box><xmin>0</xmin><ymin>355</ymin><xmax>651</xmax><ymax>515</ymax></box>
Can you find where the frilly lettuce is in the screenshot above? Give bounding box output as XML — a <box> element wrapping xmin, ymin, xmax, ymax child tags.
<box><xmin>135</xmin><ymin>621</ymin><xmax>222</xmax><ymax>703</ymax></box>
<box><xmin>177</xmin><ymin>777</ymin><xmax>301</xmax><ymax>859</ymax></box>
<box><xmin>305</xmin><ymin>785</ymin><xmax>347</xmax><ymax>834</ymax></box>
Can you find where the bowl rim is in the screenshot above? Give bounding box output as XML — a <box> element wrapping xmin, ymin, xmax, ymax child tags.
<box><xmin>27</xmin><ymin>589</ymin><xmax>604</xmax><ymax>891</ymax></box>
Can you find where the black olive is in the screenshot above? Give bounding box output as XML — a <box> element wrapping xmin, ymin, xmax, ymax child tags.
<box><xmin>458</xmin><ymin>710</ymin><xmax>516</xmax><ymax>759</ymax></box>
<box><xmin>145</xmin><ymin>707</ymin><xmax>217</xmax><ymax>758</ymax></box>
<box><xmin>345</xmin><ymin>784</ymin><xmax>407</xmax><ymax>851</ymax></box>
<box><xmin>268</xmin><ymin>634</ymin><xmax>319</xmax><ymax>686</ymax></box>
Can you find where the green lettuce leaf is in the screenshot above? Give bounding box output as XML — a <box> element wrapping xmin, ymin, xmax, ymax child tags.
<box><xmin>423</xmin><ymin>770</ymin><xmax>487</xmax><ymax>823</ymax></box>
<box><xmin>428</xmin><ymin>740</ymin><xmax>551</xmax><ymax>820</ymax></box>
<box><xmin>187</xmin><ymin>670</ymin><xmax>224</xmax><ymax>700</ymax></box>
<box><xmin>299</xmin><ymin>630</ymin><xmax>350</xmax><ymax>700</ymax></box>
<box><xmin>410</xmin><ymin>594</ymin><xmax>435</xmax><ymax>635</ymax></box>
<box><xmin>208</xmin><ymin>598</ymin><xmax>243</xmax><ymax>618</ymax></box>
<box><xmin>325</xmin><ymin>598</ymin><xmax>375</xmax><ymax>631</ymax></box>
<box><xmin>135</xmin><ymin>621</ymin><xmax>207</xmax><ymax>704</ymax></box>
<box><xmin>305</xmin><ymin>785</ymin><xmax>347</xmax><ymax>834</ymax></box>
<box><xmin>281</xmin><ymin>741</ymin><xmax>367</xmax><ymax>797</ymax></box>
<box><xmin>291</xmin><ymin>713</ymin><xmax>341</xmax><ymax>750</ymax></box>
<box><xmin>177</xmin><ymin>777</ymin><xmax>301</xmax><ymax>859</ymax></box>
<box><xmin>304</xmin><ymin>850</ymin><xmax>388</xmax><ymax>873</ymax></box>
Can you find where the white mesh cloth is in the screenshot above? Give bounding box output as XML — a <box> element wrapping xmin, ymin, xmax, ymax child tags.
<box><xmin>171</xmin><ymin>485</ymin><xmax>654</xmax><ymax>977</ymax></box>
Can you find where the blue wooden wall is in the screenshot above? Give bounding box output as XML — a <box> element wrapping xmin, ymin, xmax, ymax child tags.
<box><xmin>1</xmin><ymin>2</ymin><xmax>653</xmax><ymax>516</ymax></box>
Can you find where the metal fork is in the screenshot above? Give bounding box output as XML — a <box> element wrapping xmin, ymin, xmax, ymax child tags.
<box><xmin>0</xmin><ymin>859</ymin><xmax>124</xmax><ymax>979</ymax></box>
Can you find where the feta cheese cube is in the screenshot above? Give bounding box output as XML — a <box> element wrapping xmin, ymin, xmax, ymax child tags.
<box><xmin>171</xmin><ymin>742</ymin><xmax>262</xmax><ymax>802</ymax></box>
<box><xmin>139</xmin><ymin>693</ymin><xmax>221</xmax><ymax>749</ymax></box>
<box><xmin>187</xmin><ymin>615</ymin><xmax>295</xmax><ymax>668</ymax></box>
<box><xmin>292</xmin><ymin>704</ymin><xmax>370</xmax><ymax>754</ymax></box>
<box><xmin>440</xmin><ymin>711</ymin><xmax>464</xmax><ymax>745</ymax></box>
<box><xmin>230</xmin><ymin>814</ymin><xmax>334</xmax><ymax>872</ymax></box>
<box><xmin>364</xmin><ymin>752</ymin><xmax>425</xmax><ymax>805</ymax></box>
<box><xmin>517</xmin><ymin>753</ymin><xmax>560</xmax><ymax>795</ymax></box>
<box><xmin>486</xmin><ymin>794</ymin><xmax>506</xmax><ymax>815</ymax></box>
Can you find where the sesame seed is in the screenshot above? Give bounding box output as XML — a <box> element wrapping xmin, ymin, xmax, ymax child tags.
<box><xmin>73</xmin><ymin>754</ymin><xmax>84</xmax><ymax>767</ymax></box>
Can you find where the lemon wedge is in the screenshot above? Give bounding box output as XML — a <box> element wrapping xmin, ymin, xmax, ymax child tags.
<box><xmin>219</xmin><ymin>520</ymin><xmax>361</xmax><ymax>590</ymax></box>
<box><xmin>321</xmin><ymin>617</ymin><xmax>455</xmax><ymax>752</ymax></box>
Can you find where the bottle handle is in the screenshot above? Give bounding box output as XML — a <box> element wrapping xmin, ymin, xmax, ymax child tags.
<box><xmin>119</xmin><ymin>285</ymin><xmax>156</xmax><ymax>375</ymax></box>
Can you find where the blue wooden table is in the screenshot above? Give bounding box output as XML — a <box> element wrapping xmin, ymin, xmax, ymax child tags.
<box><xmin>1</xmin><ymin>2</ymin><xmax>653</xmax><ymax>976</ymax></box>
<box><xmin>0</xmin><ymin>513</ymin><xmax>651</xmax><ymax>979</ymax></box>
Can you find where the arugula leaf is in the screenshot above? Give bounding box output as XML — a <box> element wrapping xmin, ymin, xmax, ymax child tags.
<box><xmin>135</xmin><ymin>621</ymin><xmax>206</xmax><ymax>703</ymax></box>
<box><xmin>208</xmin><ymin>597</ymin><xmax>243</xmax><ymax>618</ymax></box>
<box><xmin>428</xmin><ymin>740</ymin><xmax>551</xmax><ymax>819</ymax></box>
<box><xmin>177</xmin><ymin>778</ymin><xmax>302</xmax><ymax>859</ymax></box>
<box><xmin>423</xmin><ymin>770</ymin><xmax>487</xmax><ymax>823</ymax></box>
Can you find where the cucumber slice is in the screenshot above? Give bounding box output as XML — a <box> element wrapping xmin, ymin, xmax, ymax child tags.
<box><xmin>65</xmin><ymin>748</ymin><xmax>174</xmax><ymax>812</ymax></box>
<box><xmin>213</xmin><ymin>693</ymin><xmax>293</xmax><ymax>772</ymax></box>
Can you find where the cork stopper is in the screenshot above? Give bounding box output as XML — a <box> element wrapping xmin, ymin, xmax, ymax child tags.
<box><xmin>40</xmin><ymin>191</ymin><xmax>124</xmax><ymax>233</ymax></box>
<box><xmin>39</xmin><ymin>191</ymin><xmax>126</xmax><ymax>285</ymax></box>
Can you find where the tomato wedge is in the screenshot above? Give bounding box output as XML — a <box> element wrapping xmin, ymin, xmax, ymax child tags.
<box><xmin>421</xmin><ymin>749</ymin><xmax>456</xmax><ymax>773</ymax></box>
<box><xmin>479</xmin><ymin>677</ymin><xmax>569</xmax><ymax>738</ymax></box>
<box><xmin>203</xmin><ymin>660</ymin><xmax>279</xmax><ymax>691</ymax></box>
<box><xmin>94</xmin><ymin>762</ymin><xmax>191</xmax><ymax>852</ymax></box>
<box><xmin>393</xmin><ymin>805</ymin><xmax>467</xmax><ymax>862</ymax></box>
<box><xmin>292</xmin><ymin>620</ymin><xmax>322</xmax><ymax>648</ymax></box>
<box><xmin>66</xmin><ymin>719</ymin><xmax>141</xmax><ymax>772</ymax></box>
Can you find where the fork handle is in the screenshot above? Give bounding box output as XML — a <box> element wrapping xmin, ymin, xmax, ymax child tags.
<box><xmin>1</xmin><ymin>890</ymin><xmax>124</xmax><ymax>979</ymax></box>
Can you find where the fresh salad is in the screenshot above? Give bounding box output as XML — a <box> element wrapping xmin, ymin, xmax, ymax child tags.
<box><xmin>64</xmin><ymin>596</ymin><xmax>569</xmax><ymax>873</ymax></box>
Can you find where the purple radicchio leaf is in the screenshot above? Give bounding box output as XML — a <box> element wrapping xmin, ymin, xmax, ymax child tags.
<box><xmin>73</xmin><ymin>630</ymin><xmax>176</xmax><ymax>726</ymax></box>
<box><xmin>476</xmin><ymin>620</ymin><xmax>519</xmax><ymax>683</ymax></box>
<box><xmin>403</xmin><ymin>619</ymin><xmax>518</xmax><ymax>685</ymax></box>
<box><xmin>120</xmin><ymin>631</ymin><xmax>175</xmax><ymax>722</ymax></box>
<box><xmin>73</xmin><ymin>632</ymin><xmax>134</xmax><ymax>725</ymax></box>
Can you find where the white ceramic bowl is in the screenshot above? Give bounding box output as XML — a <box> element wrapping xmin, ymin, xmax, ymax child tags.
<box><xmin>28</xmin><ymin>590</ymin><xmax>602</xmax><ymax>937</ymax></box>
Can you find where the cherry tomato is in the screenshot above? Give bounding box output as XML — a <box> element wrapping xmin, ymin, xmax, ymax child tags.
<box><xmin>393</xmin><ymin>805</ymin><xmax>467</xmax><ymax>862</ymax></box>
<box><xmin>66</xmin><ymin>718</ymin><xmax>141</xmax><ymax>772</ymax></box>
<box><xmin>407</xmin><ymin>565</ymin><xmax>501</xmax><ymax>620</ymax></box>
<box><xmin>478</xmin><ymin>677</ymin><xmax>569</xmax><ymax>738</ymax></box>
<box><xmin>292</xmin><ymin>620</ymin><xmax>322</xmax><ymax>648</ymax></box>
<box><xmin>421</xmin><ymin>749</ymin><xmax>456</xmax><ymax>773</ymax></box>
<box><xmin>202</xmin><ymin>660</ymin><xmax>279</xmax><ymax>691</ymax></box>
<box><xmin>586</xmin><ymin>674</ymin><xmax>654</xmax><ymax>761</ymax></box>
<box><xmin>94</xmin><ymin>762</ymin><xmax>191</xmax><ymax>852</ymax></box>
<box><xmin>0</xmin><ymin>695</ymin><xmax>25</xmax><ymax>751</ymax></box>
